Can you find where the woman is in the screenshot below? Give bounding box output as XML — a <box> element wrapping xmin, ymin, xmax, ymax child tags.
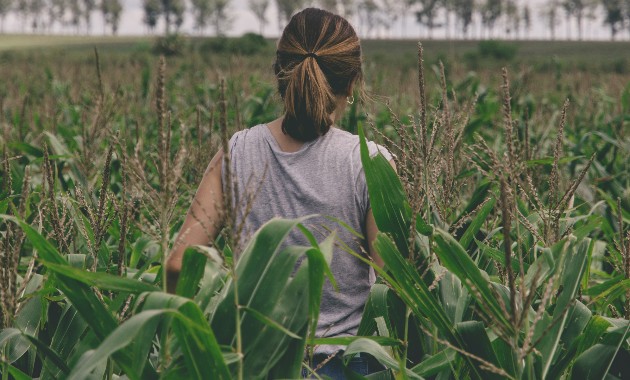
<box><xmin>166</xmin><ymin>7</ymin><xmax>393</xmax><ymax>379</ymax></box>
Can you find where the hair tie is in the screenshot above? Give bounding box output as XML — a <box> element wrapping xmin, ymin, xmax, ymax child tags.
<box><xmin>304</xmin><ymin>52</ymin><xmax>318</xmax><ymax>59</ymax></box>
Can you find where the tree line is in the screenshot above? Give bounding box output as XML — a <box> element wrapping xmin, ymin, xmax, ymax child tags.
<box><xmin>1</xmin><ymin>0</ymin><xmax>630</xmax><ymax>40</ymax></box>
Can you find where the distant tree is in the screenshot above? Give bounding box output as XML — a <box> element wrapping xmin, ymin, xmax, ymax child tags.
<box><xmin>191</xmin><ymin>0</ymin><xmax>211</xmax><ymax>33</ymax></box>
<box><xmin>480</xmin><ymin>0</ymin><xmax>501</xmax><ymax>37</ymax></box>
<box><xmin>29</xmin><ymin>0</ymin><xmax>46</xmax><ymax>31</ymax></box>
<box><xmin>411</xmin><ymin>0</ymin><xmax>441</xmax><ymax>38</ymax></box>
<box><xmin>143</xmin><ymin>0</ymin><xmax>161</xmax><ymax>33</ymax></box>
<box><xmin>209</xmin><ymin>0</ymin><xmax>230</xmax><ymax>35</ymax></box>
<box><xmin>522</xmin><ymin>4</ymin><xmax>531</xmax><ymax>37</ymax></box>
<box><xmin>0</xmin><ymin>0</ymin><xmax>11</xmax><ymax>32</ymax></box>
<box><xmin>161</xmin><ymin>0</ymin><xmax>185</xmax><ymax>34</ymax></box>
<box><xmin>339</xmin><ymin>0</ymin><xmax>354</xmax><ymax>18</ymax></box>
<box><xmin>452</xmin><ymin>0</ymin><xmax>474</xmax><ymax>37</ymax></box>
<box><xmin>82</xmin><ymin>0</ymin><xmax>95</xmax><ymax>33</ymax></box>
<box><xmin>101</xmin><ymin>0</ymin><xmax>122</xmax><ymax>34</ymax></box>
<box><xmin>561</xmin><ymin>0</ymin><xmax>596</xmax><ymax>40</ymax></box>
<box><xmin>358</xmin><ymin>0</ymin><xmax>380</xmax><ymax>36</ymax></box>
<box><xmin>380</xmin><ymin>0</ymin><xmax>400</xmax><ymax>36</ymax></box>
<box><xmin>625</xmin><ymin>0</ymin><xmax>630</xmax><ymax>37</ymax></box>
<box><xmin>540</xmin><ymin>0</ymin><xmax>560</xmax><ymax>40</ymax></box>
<box><xmin>441</xmin><ymin>0</ymin><xmax>454</xmax><ymax>38</ymax></box>
<box><xmin>319</xmin><ymin>0</ymin><xmax>338</xmax><ymax>13</ymax></box>
<box><xmin>601</xmin><ymin>0</ymin><xmax>624</xmax><ymax>40</ymax></box>
<box><xmin>68</xmin><ymin>0</ymin><xmax>82</xmax><ymax>33</ymax></box>
<box><xmin>504</xmin><ymin>0</ymin><xmax>519</xmax><ymax>37</ymax></box>
<box><xmin>248</xmin><ymin>0</ymin><xmax>269</xmax><ymax>34</ymax></box>
<box><xmin>48</xmin><ymin>0</ymin><xmax>67</xmax><ymax>32</ymax></box>
<box><xmin>276</xmin><ymin>0</ymin><xmax>305</xmax><ymax>28</ymax></box>
<box><xmin>15</xmin><ymin>0</ymin><xmax>29</xmax><ymax>31</ymax></box>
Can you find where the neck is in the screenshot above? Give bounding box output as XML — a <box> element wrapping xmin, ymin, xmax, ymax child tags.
<box><xmin>266</xmin><ymin>117</ymin><xmax>307</xmax><ymax>153</ymax></box>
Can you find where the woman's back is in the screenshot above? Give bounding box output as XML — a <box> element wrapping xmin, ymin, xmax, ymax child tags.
<box><xmin>227</xmin><ymin>123</ymin><xmax>390</xmax><ymax>353</ymax></box>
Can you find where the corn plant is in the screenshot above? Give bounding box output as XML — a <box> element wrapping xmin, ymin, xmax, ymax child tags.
<box><xmin>348</xmin><ymin>45</ymin><xmax>630</xmax><ymax>380</ymax></box>
<box><xmin>1</xmin><ymin>39</ymin><xmax>629</xmax><ymax>380</ymax></box>
<box><xmin>0</xmin><ymin>213</ymin><xmax>341</xmax><ymax>379</ymax></box>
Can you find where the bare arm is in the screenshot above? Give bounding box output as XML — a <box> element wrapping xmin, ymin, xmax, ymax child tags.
<box><xmin>166</xmin><ymin>149</ymin><xmax>225</xmax><ymax>293</ymax></box>
<box><xmin>365</xmin><ymin>158</ymin><xmax>397</xmax><ymax>269</ymax></box>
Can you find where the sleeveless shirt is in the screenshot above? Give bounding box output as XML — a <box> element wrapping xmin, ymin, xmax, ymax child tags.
<box><xmin>226</xmin><ymin>124</ymin><xmax>391</xmax><ymax>354</ymax></box>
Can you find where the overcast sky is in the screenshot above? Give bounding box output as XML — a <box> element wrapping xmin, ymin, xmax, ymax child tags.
<box><xmin>2</xmin><ymin>0</ymin><xmax>623</xmax><ymax>40</ymax></box>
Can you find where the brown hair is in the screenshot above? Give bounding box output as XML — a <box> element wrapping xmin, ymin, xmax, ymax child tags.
<box><xmin>274</xmin><ymin>8</ymin><xmax>362</xmax><ymax>141</ymax></box>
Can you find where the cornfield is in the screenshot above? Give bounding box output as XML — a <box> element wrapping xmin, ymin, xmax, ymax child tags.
<box><xmin>0</xmin><ymin>38</ymin><xmax>629</xmax><ymax>379</ymax></box>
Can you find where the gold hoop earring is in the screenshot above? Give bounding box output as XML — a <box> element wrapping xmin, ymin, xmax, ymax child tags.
<box><xmin>347</xmin><ymin>95</ymin><xmax>355</xmax><ymax>105</ymax></box>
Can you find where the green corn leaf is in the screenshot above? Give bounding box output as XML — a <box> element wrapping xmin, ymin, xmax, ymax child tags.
<box><xmin>571</xmin><ymin>320</ymin><xmax>630</xmax><ymax>380</ymax></box>
<box><xmin>523</xmin><ymin>246</ymin><xmax>555</xmax><ymax>289</ymax></box>
<box><xmin>211</xmin><ymin>217</ymin><xmax>308</xmax><ymax>345</ymax></box>
<box><xmin>66</xmin><ymin>254</ymin><xmax>86</xmax><ymax>269</ymax></box>
<box><xmin>372</xmin><ymin>233</ymin><xmax>487</xmax><ymax>379</ymax></box>
<box><xmin>0</xmin><ymin>328</ymin><xmax>30</xmax><ymax>364</ymax></box>
<box><xmin>313</xmin><ymin>336</ymin><xmax>401</xmax><ymax>347</ymax></box>
<box><xmin>305</xmin><ymin>233</ymin><xmax>335</xmax><ymax>345</ymax></box>
<box><xmin>416</xmin><ymin>213</ymin><xmax>434</xmax><ymax>236</ymax></box>
<box><xmin>268</xmin><ymin>324</ymin><xmax>308</xmax><ymax>380</ymax></box>
<box><xmin>525</xmin><ymin>156</ymin><xmax>585</xmax><ymax>167</ymax></box>
<box><xmin>547</xmin><ymin>315</ymin><xmax>612</xmax><ymax>379</ymax></box>
<box><xmin>538</xmin><ymin>238</ymin><xmax>592</xmax><ymax>379</ymax></box>
<box><xmin>344</xmin><ymin>338</ymin><xmax>423</xmax><ymax>379</ymax></box>
<box><xmin>67</xmin><ymin>301</ymin><xmax>229</xmax><ymax>380</ymax></box>
<box><xmin>244</xmin><ymin>230</ymin><xmax>334</xmax><ymax>378</ymax></box>
<box><xmin>440</xmin><ymin>271</ymin><xmax>468</xmax><ymax>325</ymax></box>
<box><xmin>20</xmin><ymin>333</ymin><xmax>71</xmax><ymax>375</ymax></box>
<box><xmin>243</xmin><ymin>263</ymin><xmax>311</xmax><ymax>378</ymax></box>
<box><xmin>2</xmin><ymin>363</ymin><xmax>32</xmax><ymax>380</ymax></box>
<box><xmin>373</xmin><ymin>233</ymin><xmax>454</xmax><ymax>335</ymax></box>
<box><xmin>40</xmin><ymin>261</ymin><xmax>159</xmax><ymax>293</ymax></box>
<box><xmin>209</xmin><ymin>217</ymin><xmax>331</xmax><ymax>379</ymax></box>
<box><xmin>357</xmin><ymin>284</ymin><xmax>401</xmax><ymax>338</ymax></box>
<box><xmin>456</xmin><ymin>180</ymin><xmax>491</xmax><ymax>220</ymax></box>
<box><xmin>0</xmin><ymin>198</ymin><xmax>10</xmax><ymax>214</ymax></box>
<box><xmin>129</xmin><ymin>236</ymin><xmax>158</xmax><ymax>269</ymax></box>
<box><xmin>459</xmin><ymin>196</ymin><xmax>496</xmax><ymax>249</ymax></box>
<box><xmin>43</xmin><ymin>305</ymin><xmax>88</xmax><ymax>379</ymax></box>
<box><xmin>585</xmin><ymin>277</ymin><xmax>630</xmax><ymax>306</ymax></box>
<box><xmin>561</xmin><ymin>301</ymin><xmax>592</xmax><ymax>347</ymax></box>
<box><xmin>3</xmin><ymin>215</ymin><xmax>157</xmax><ymax>378</ymax></box>
<box><xmin>175</xmin><ymin>246</ymin><xmax>211</xmax><ymax>298</ymax></box>
<box><xmin>172</xmin><ymin>300</ymin><xmax>232</xmax><ymax>379</ymax></box>
<box><xmin>358</xmin><ymin>124</ymin><xmax>412</xmax><ymax>256</ymax></box>
<box><xmin>238</xmin><ymin>245</ymin><xmax>308</xmax><ymax>353</ymax></box>
<box><xmin>572</xmin><ymin>215</ymin><xmax>602</xmax><ymax>241</ymax></box>
<box><xmin>411</xmin><ymin>349</ymin><xmax>456</xmax><ymax>377</ymax></box>
<box><xmin>7</xmin><ymin>141</ymin><xmax>43</xmax><ymax>157</ymax></box>
<box><xmin>433</xmin><ymin>228</ymin><xmax>512</xmax><ymax>333</ymax></box>
<box><xmin>194</xmin><ymin>251</ymin><xmax>228</xmax><ymax>315</ymax></box>
<box><xmin>476</xmin><ymin>238</ymin><xmax>526</xmax><ymax>273</ymax></box>
<box><xmin>240</xmin><ymin>306</ymin><xmax>301</xmax><ymax>339</ymax></box>
<box><xmin>492</xmin><ymin>337</ymin><xmax>518</xmax><ymax>378</ymax></box>
<box><xmin>1</xmin><ymin>215</ymin><xmax>65</xmax><ymax>265</ymax></box>
<box><xmin>455</xmin><ymin>321</ymin><xmax>511</xmax><ymax>380</ymax></box>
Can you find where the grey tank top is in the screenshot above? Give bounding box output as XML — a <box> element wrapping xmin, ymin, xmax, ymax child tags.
<box><xmin>226</xmin><ymin>124</ymin><xmax>391</xmax><ymax>354</ymax></box>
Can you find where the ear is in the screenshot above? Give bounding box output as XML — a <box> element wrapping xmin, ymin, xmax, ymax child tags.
<box><xmin>345</xmin><ymin>82</ymin><xmax>355</xmax><ymax>97</ymax></box>
<box><xmin>345</xmin><ymin>76</ymin><xmax>358</xmax><ymax>97</ymax></box>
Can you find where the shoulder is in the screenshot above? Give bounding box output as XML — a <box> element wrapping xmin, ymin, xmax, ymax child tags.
<box><xmin>230</xmin><ymin>124</ymin><xmax>266</xmax><ymax>140</ymax></box>
<box><xmin>228</xmin><ymin>124</ymin><xmax>266</xmax><ymax>150</ymax></box>
<box><xmin>327</xmin><ymin>128</ymin><xmax>391</xmax><ymax>162</ymax></box>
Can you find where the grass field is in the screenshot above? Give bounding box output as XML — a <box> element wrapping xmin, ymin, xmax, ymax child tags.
<box><xmin>1</xmin><ymin>34</ymin><xmax>628</xmax><ymax>113</ymax></box>
<box><xmin>3</xmin><ymin>34</ymin><xmax>630</xmax><ymax>63</ymax></box>
<box><xmin>0</xmin><ymin>33</ymin><xmax>628</xmax><ymax>379</ymax></box>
